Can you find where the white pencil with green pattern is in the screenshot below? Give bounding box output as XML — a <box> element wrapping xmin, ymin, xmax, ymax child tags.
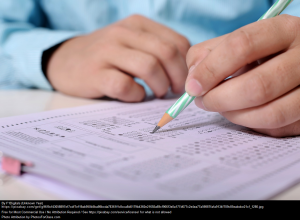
<box><xmin>151</xmin><ymin>0</ymin><xmax>293</xmax><ymax>134</ymax></box>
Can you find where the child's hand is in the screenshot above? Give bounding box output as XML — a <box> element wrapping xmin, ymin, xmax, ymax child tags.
<box><xmin>47</xmin><ymin>15</ymin><xmax>190</xmax><ymax>102</ymax></box>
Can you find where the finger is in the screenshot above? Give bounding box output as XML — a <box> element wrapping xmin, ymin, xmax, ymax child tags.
<box><xmin>94</xmin><ymin>69</ymin><xmax>145</xmax><ymax>102</ymax></box>
<box><xmin>120</xmin><ymin>15</ymin><xmax>190</xmax><ymax>58</ymax></box>
<box><xmin>220</xmin><ymin>86</ymin><xmax>300</xmax><ymax>129</ymax></box>
<box><xmin>186</xmin><ymin>15</ymin><xmax>299</xmax><ymax>96</ymax></box>
<box><xmin>196</xmin><ymin>47</ymin><xmax>300</xmax><ymax>112</ymax></box>
<box><xmin>252</xmin><ymin>119</ymin><xmax>300</xmax><ymax>138</ymax></box>
<box><xmin>117</xmin><ymin>28</ymin><xmax>187</xmax><ymax>93</ymax></box>
<box><xmin>186</xmin><ymin>34</ymin><xmax>228</xmax><ymax>69</ymax></box>
<box><xmin>104</xmin><ymin>46</ymin><xmax>170</xmax><ymax>97</ymax></box>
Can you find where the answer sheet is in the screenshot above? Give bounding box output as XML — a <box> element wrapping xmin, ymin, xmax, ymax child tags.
<box><xmin>0</xmin><ymin>98</ymin><xmax>300</xmax><ymax>200</ymax></box>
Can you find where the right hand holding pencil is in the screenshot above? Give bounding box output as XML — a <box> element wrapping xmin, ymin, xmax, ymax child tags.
<box><xmin>185</xmin><ymin>15</ymin><xmax>300</xmax><ymax>137</ymax></box>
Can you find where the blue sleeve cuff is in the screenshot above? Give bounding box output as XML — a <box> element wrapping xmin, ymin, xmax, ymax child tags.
<box><xmin>2</xmin><ymin>28</ymin><xmax>81</xmax><ymax>90</ymax></box>
<box><xmin>282</xmin><ymin>0</ymin><xmax>300</xmax><ymax>17</ymax></box>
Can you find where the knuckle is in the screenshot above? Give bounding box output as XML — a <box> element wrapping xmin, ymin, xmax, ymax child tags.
<box><xmin>267</xmin><ymin>122</ymin><xmax>300</xmax><ymax>137</ymax></box>
<box><xmin>124</xmin><ymin>14</ymin><xmax>145</xmax><ymax>25</ymax></box>
<box><xmin>228</xmin><ymin>30</ymin><xmax>253</xmax><ymax>60</ymax></box>
<box><xmin>262</xmin><ymin>107</ymin><xmax>286</xmax><ymax>129</ymax></box>
<box><xmin>202</xmin><ymin>61</ymin><xmax>217</xmax><ymax>80</ymax></box>
<box><xmin>156</xmin><ymin>86</ymin><xmax>169</xmax><ymax>98</ymax></box>
<box><xmin>113</xmin><ymin>78</ymin><xmax>133</xmax><ymax>97</ymax></box>
<box><xmin>186</xmin><ymin>46</ymin><xmax>210</xmax><ymax>67</ymax></box>
<box><xmin>275</xmin><ymin>62</ymin><xmax>289</xmax><ymax>75</ymax></box>
<box><xmin>110</xmin><ymin>25</ymin><xmax>128</xmax><ymax>35</ymax></box>
<box><xmin>160</xmin><ymin>42</ymin><xmax>179</xmax><ymax>60</ymax></box>
<box><xmin>244</xmin><ymin>73</ymin><xmax>270</xmax><ymax>105</ymax></box>
<box><xmin>281</xmin><ymin>15</ymin><xmax>300</xmax><ymax>41</ymax></box>
<box><xmin>141</xmin><ymin>56</ymin><xmax>159</xmax><ymax>76</ymax></box>
<box><xmin>281</xmin><ymin>14</ymin><xmax>300</xmax><ymax>31</ymax></box>
<box><xmin>128</xmin><ymin>14</ymin><xmax>145</xmax><ymax>21</ymax></box>
<box><xmin>95</xmin><ymin>43</ymin><xmax>115</xmax><ymax>54</ymax></box>
<box><xmin>291</xmin><ymin>122</ymin><xmax>300</xmax><ymax>135</ymax></box>
<box><xmin>141</xmin><ymin>32</ymin><xmax>160</xmax><ymax>44</ymax></box>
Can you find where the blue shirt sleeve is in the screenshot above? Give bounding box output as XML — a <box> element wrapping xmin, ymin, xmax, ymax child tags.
<box><xmin>0</xmin><ymin>0</ymin><xmax>80</xmax><ymax>90</ymax></box>
<box><xmin>280</xmin><ymin>0</ymin><xmax>300</xmax><ymax>17</ymax></box>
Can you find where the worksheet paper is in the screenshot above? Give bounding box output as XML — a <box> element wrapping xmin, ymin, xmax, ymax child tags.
<box><xmin>0</xmin><ymin>99</ymin><xmax>300</xmax><ymax>200</ymax></box>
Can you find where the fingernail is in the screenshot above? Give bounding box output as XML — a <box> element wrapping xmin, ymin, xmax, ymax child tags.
<box><xmin>188</xmin><ymin>65</ymin><xmax>196</xmax><ymax>75</ymax></box>
<box><xmin>195</xmin><ymin>97</ymin><xmax>207</xmax><ymax>110</ymax></box>
<box><xmin>186</xmin><ymin>78</ymin><xmax>203</xmax><ymax>96</ymax></box>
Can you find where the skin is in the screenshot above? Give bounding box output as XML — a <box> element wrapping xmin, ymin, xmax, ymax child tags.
<box><xmin>47</xmin><ymin>15</ymin><xmax>190</xmax><ymax>102</ymax></box>
<box><xmin>185</xmin><ymin>15</ymin><xmax>300</xmax><ymax>138</ymax></box>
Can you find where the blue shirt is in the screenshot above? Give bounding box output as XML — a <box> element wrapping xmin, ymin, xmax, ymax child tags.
<box><xmin>0</xmin><ymin>0</ymin><xmax>299</xmax><ymax>91</ymax></box>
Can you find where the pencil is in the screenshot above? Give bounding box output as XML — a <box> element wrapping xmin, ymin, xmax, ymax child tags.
<box><xmin>151</xmin><ymin>0</ymin><xmax>293</xmax><ymax>134</ymax></box>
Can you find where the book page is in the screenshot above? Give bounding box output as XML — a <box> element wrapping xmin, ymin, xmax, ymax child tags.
<box><xmin>0</xmin><ymin>99</ymin><xmax>300</xmax><ymax>199</ymax></box>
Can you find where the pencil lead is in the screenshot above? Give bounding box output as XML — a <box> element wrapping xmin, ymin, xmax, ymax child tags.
<box><xmin>150</xmin><ymin>126</ymin><xmax>160</xmax><ymax>134</ymax></box>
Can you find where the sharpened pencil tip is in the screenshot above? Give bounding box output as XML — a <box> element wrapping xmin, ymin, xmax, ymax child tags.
<box><xmin>150</xmin><ymin>126</ymin><xmax>160</xmax><ymax>134</ymax></box>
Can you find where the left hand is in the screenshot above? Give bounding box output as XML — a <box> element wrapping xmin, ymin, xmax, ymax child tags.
<box><xmin>185</xmin><ymin>15</ymin><xmax>300</xmax><ymax>137</ymax></box>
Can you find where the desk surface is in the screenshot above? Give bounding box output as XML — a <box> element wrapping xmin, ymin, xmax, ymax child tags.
<box><xmin>0</xmin><ymin>89</ymin><xmax>300</xmax><ymax>200</ymax></box>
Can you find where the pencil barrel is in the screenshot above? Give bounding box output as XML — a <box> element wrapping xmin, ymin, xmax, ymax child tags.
<box><xmin>258</xmin><ymin>0</ymin><xmax>293</xmax><ymax>21</ymax></box>
<box><xmin>166</xmin><ymin>92</ymin><xmax>195</xmax><ymax>118</ymax></box>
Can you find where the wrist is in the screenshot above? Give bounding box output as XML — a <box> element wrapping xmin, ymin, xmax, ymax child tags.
<box><xmin>41</xmin><ymin>42</ymin><xmax>64</xmax><ymax>81</ymax></box>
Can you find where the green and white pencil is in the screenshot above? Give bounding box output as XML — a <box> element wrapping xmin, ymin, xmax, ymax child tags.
<box><xmin>151</xmin><ymin>0</ymin><xmax>293</xmax><ymax>134</ymax></box>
